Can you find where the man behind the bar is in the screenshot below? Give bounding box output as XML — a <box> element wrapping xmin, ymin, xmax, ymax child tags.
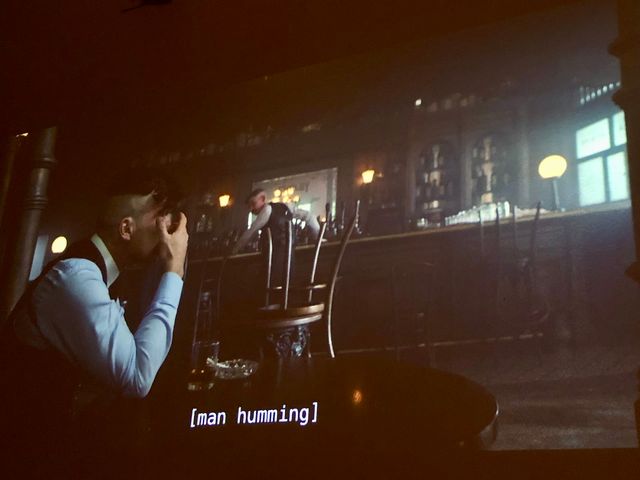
<box><xmin>0</xmin><ymin>169</ymin><xmax>188</xmax><ymax>470</ymax></box>
<box><xmin>232</xmin><ymin>188</ymin><xmax>320</xmax><ymax>288</ymax></box>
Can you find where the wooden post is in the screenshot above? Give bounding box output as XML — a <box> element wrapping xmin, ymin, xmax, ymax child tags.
<box><xmin>609</xmin><ymin>0</ymin><xmax>640</xmax><ymax>447</ymax></box>
<box><xmin>0</xmin><ymin>127</ymin><xmax>57</xmax><ymax>325</ymax></box>
<box><xmin>610</xmin><ymin>0</ymin><xmax>640</xmax><ymax>259</ymax></box>
<box><xmin>0</xmin><ymin>135</ymin><xmax>24</xmax><ymax>266</ymax></box>
<box><xmin>0</xmin><ymin>136</ymin><xmax>23</xmax><ymax>231</ymax></box>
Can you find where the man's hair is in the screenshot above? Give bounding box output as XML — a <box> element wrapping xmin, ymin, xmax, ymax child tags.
<box><xmin>246</xmin><ymin>188</ymin><xmax>266</xmax><ymax>204</ymax></box>
<box><xmin>97</xmin><ymin>167</ymin><xmax>184</xmax><ymax>230</ymax></box>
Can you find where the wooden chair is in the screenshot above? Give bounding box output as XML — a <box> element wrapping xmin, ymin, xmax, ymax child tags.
<box><xmin>267</xmin><ymin>220</ymin><xmax>328</xmax><ymax>306</ymax></box>
<box><xmin>254</xmin><ymin>220</ymin><xmax>324</xmax><ymax>357</ymax></box>
<box><xmin>495</xmin><ymin>202</ymin><xmax>550</xmax><ymax>350</ymax></box>
<box><xmin>321</xmin><ymin>200</ymin><xmax>360</xmax><ymax>357</ymax></box>
<box><xmin>448</xmin><ymin>203</ymin><xmax>548</xmax><ymax>349</ymax></box>
<box><xmin>451</xmin><ymin>208</ymin><xmax>501</xmax><ymax>338</ymax></box>
<box><xmin>258</xmin><ymin>201</ymin><xmax>360</xmax><ymax>358</ymax></box>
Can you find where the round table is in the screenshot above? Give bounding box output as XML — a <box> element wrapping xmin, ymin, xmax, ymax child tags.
<box><xmin>143</xmin><ymin>355</ymin><xmax>498</xmax><ymax>475</ymax></box>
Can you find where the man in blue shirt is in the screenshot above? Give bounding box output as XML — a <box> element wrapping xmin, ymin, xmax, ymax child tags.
<box><xmin>1</xmin><ymin>169</ymin><xmax>189</xmax><ymax>467</ymax></box>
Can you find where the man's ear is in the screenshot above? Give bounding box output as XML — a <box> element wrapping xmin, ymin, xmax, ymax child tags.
<box><xmin>118</xmin><ymin>216</ymin><xmax>135</xmax><ymax>241</ymax></box>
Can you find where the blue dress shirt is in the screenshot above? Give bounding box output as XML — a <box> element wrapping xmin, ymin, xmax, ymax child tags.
<box><xmin>18</xmin><ymin>235</ymin><xmax>184</xmax><ymax>398</ymax></box>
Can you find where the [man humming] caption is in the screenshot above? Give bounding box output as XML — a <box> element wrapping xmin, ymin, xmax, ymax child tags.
<box><xmin>190</xmin><ymin>401</ymin><xmax>319</xmax><ymax>428</ymax></box>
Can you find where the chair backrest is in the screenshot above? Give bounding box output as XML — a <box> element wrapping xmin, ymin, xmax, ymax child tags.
<box><xmin>494</xmin><ymin>201</ymin><xmax>543</xmax><ymax>323</ymax></box>
<box><xmin>525</xmin><ymin>201</ymin><xmax>543</xmax><ymax>295</ymax></box>
<box><xmin>308</xmin><ymin>221</ymin><xmax>328</xmax><ymax>303</ymax></box>
<box><xmin>264</xmin><ymin>219</ymin><xmax>329</xmax><ymax>307</ymax></box>
<box><xmin>511</xmin><ymin>206</ymin><xmax>519</xmax><ymax>263</ymax></box>
<box><xmin>475</xmin><ymin>207</ymin><xmax>503</xmax><ymax>323</ymax></box>
<box><xmin>283</xmin><ymin>220</ymin><xmax>293</xmax><ymax>309</ymax></box>
<box><xmin>326</xmin><ymin>200</ymin><xmax>360</xmax><ymax>358</ymax></box>
<box><xmin>508</xmin><ymin>201</ymin><xmax>542</xmax><ymax>264</ymax></box>
<box><xmin>495</xmin><ymin>205</ymin><xmax>502</xmax><ymax>273</ymax></box>
<box><xmin>478</xmin><ymin>207</ymin><xmax>501</xmax><ymax>263</ymax></box>
<box><xmin>264</xmin><ymin>220</ymin><xmax>294</xmax><ymax>309</ymax></box>
<box><xmin>528</xmin><ymin>201</ymin><xmax>542</xmax><ymax>263</ymax></box>
<box><xmin>264</xmin><ymin>228</ymin><xmax>273</xmax><ymax>307</ymax></box>
<box><xmin>478</xmin><ymin>210</ymin><xmax>485</xmax><ymax>256</ymax></box>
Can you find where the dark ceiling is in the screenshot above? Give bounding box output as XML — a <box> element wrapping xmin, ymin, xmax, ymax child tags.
<box><xmin>1</xmin><ymin>0</ymin><xmax>589</xmax><ymax>141</ymax></box>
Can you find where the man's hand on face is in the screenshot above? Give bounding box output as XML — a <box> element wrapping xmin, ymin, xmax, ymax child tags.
<box><xmin>156</xmin><ymin>212</ymin><xmax>189</xmax><ymax>278</ymax></box>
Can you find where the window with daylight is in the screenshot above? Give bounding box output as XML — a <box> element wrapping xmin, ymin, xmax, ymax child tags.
<box><xmin>576</xmin><ymin>112</ymin><xmax>628</xmax><ymax>207</ymax></box>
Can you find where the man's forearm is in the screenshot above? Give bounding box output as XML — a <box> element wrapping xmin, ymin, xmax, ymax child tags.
<box><xmin>232</xmin><ymin>230</ymin><xmax>254</xmax><ymax>254</ymax></box>
<box><xmin>294</xmin><ymin>208</ymin><xmax>320</xmax><ymax>239</ymax></box>
<box><xmin>127</xmin><ymin>271</ymin><xmax>183</xmax><ymax>397</ymax></box>
<box><xmin>233</xmin><ymin>205</ymin><xmax>271</xmax><ymax>254</ymax></box>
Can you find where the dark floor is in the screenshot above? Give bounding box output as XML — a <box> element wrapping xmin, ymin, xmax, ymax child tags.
<box><xmin>427</xmin><ymin>341</ymin><xmax>639</xmax><ymax>449</ymax></box>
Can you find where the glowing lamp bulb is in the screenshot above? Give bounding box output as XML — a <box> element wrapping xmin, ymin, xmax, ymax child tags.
<box><xmin>414</xmin><ymin>98</ymin><xmax>422</xmax><ymax>107</ymax></box>
<box><xmin>361</xmin><ymin>169</ymin><xmax>375</xmax><ymax>184</ymax></box>
<box><xmin>218</xmin><ymin>194</ymin><xmax>231</xmax><ymax>208</ymax></box>
<box><xmin>538</xmin><ymin>155</ymin><xmax>568</xmax><ymax>179</ymax></box>
<box><xmin>51</xmin><ymin>236</ymin><xmax>68</xmax><ymax>254</ymax></box>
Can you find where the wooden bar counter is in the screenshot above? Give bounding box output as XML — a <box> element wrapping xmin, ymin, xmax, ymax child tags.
<box><xmin>175</xmin><ymin>202</ymin><xmax>637</xmax><ymax>357</ymax></box>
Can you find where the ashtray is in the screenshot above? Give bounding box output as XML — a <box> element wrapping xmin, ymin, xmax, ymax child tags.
<box><xmin>208</xmin><ymin>358</ymin><xmax>259</xmax><ymax>380</ymax></box>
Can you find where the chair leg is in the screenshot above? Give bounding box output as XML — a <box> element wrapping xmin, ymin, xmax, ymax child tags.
<box><xmin>326</xmin><ymin>309</ymin><xmax>335</xmax><ymax>359</ymax></box>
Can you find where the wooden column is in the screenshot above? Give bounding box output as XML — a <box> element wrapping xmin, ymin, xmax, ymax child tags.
<box><xmin>0</xmin><ymin>135</ymin><xmax>24</xmax><ymax>264</ymax></box>
<box><xmin>609</xmin><ymin>0</ymin><xmax>640</xmax><ymax>447</ymax></box>
<box><xmin>610</xmin><ymin>0</ymin><xmax>640</xmax><ymax>259</ymax></box>
<box><xmin>0</xmin><ymin>127</ymin><xmax>57</xmax><ymax>325</ymax></box>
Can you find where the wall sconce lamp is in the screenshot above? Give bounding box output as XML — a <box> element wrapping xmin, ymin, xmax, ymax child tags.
<box><xmin>218</xmin><ymin>194</ymin><xmax>231</xmax><ymax>208</ymax></box>
<box><xmin>51</xmin><ymin>236</ymin><xmax>68</xmax><ymax>254</ymax></box>
<box><xmin>361</xmin><ymin>169</ymin><xmax>375</xmax><ymax>185</ymax></box>
<box><xmin>538</xmin><ymin>155</ymin><xmax>568</xmax><ymax>210</ymax></box>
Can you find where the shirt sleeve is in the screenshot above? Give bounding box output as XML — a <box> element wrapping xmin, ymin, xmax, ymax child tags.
<box><xmin>33</xmin><ymin>259</ymin><xmax>183</xmax><ymax>398</ymax></box>
<box><xmin>232</xmin><ymin>203</ymin><xmax>272</xmax><ymax>254</ymax></box>
<box><xmin>293</xmin><ymin>207</ymin><xmax>320</xmax><ymax>239</ymax></box>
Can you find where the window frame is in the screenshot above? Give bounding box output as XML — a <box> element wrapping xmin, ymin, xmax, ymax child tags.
<box><xmin>576</xmin><ymin>112</ymin><xmax>628</xmax><ymax>206</ymax></box>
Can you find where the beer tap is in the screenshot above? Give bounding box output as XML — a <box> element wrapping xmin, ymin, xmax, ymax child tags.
<box><xmin>337</xmin><ymin>201</ymin><xmax>346</xmax><ymax>236</ymax></box>
<box><xmin>324</xmin><ymin>202</ymin><xmax>334</xmax><ymax>238</ymax></box>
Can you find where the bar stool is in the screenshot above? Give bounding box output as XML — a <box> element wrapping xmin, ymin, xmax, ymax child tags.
<box><xmin>257</xmin><ymin>201</ymin><xmax>361</xmax><ymax>358</ymax></box>
<box><xmin>449</xmin><ymin>208</ymin><xmax>501</xmax><ymax>339</ymax></box>
<box><xmin>495</xmin><ymin>202</ymin><xmax>550</xmax><ymax>349</ymax></box>
<box><xmin>255</xmin><ymin>220</ymin><xmax>325</xmax><ymax>357</ymax></box>
<box><xmin>391</xmin><ymin>261</ymin><xmax>436</xmax><ymax>365</ymax></box>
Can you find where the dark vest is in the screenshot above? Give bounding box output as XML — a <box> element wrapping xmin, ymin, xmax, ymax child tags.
<box><xmin>0</xmin><ymin>239</ymin><xmax>109</xmax><ymax>433</ymax></box>
<box><xmin>260</xmin><ymin>202</ymin><xmax>294</xmax><ymax>251</ymax></box>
